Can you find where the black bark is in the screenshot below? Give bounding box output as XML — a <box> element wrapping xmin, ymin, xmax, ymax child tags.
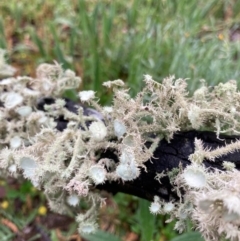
<box><xmin>98</xmin><ymin>131</ymin><xmax>240</xmax><ymax>202</ymax></box>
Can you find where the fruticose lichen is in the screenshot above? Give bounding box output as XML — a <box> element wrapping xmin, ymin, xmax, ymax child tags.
<box><xmin>1</xmin><ymin>50</ymin><xmax>240</xmax><ymax>240</ymax></box>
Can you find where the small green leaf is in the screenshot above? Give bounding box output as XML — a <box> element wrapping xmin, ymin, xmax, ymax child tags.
<box><xmin>6</xmin><ymin>189</ymin><xmax>24</xmax><ymax>201</ymax></box>
<box><xmin>170</xmin><ymin>232</ymin><xmax>204</xmax><ymax>241</ymax></box>
<box><xmin>81</xmin><ymin>230</ymin><xmax>121</xmax><ymax>241</ymax></box>
<box><xmin>63</xmin><ymin>89</ymin><xmax>78</xmax><ymax>101</ymax></box>
<box><xmin>138</xmin><ymin>199</ymin><xmax>156</xmax><ymax>241</ymax></box>
<box><xmin>19</xmin><ymin>180</ymin><xmax>33</xmax><ymax>194</ymax></box>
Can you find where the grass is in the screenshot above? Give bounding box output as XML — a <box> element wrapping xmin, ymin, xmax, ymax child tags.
<box><xmin>1</xmin><ymin>0</ymin><xmax>240</xmax><ymax>100</ymax></box>
<box><xmin>0</xmin><ymin>0</ymin><xmax>240</xmax><ymax>240</ymax></box>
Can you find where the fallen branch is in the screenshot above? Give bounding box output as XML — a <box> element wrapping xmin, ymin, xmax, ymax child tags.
<box><xmin>98</xmin><ymin>130</ymin><xmax>240</xmax><ymax>201</ymax></box>
<box><xmin>1</xmin><ymin>62</ymin><xmax>240</xmax><ymax>240</ymax></box>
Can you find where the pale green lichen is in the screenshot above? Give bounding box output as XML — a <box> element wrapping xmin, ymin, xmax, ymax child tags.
<box><xmin>1</xmin><ymin>55</ymin><xmax>240</xmax><ymax>240</ymax></box>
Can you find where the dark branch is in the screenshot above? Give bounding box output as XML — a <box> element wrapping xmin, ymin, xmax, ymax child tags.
<box><xmin>97</xmin><ymin>131</ymin><xmax>240</xmax><ymax>201</ymax></box>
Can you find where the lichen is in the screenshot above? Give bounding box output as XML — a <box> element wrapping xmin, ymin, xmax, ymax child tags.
<box><xmin>1</xmin><ymin>53</ymin><xmax>240</xmax><ymax>239</ymax></box>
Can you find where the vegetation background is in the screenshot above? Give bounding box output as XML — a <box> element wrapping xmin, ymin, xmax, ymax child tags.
<box><xmin>0</xmin><ymin>0</ymin><xmax>240</xmax><ymax>240</ymax></box>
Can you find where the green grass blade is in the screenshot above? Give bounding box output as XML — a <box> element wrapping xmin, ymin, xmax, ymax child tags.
<box><xmin>138</xmin><ymin>199</ymin><xmax>156</xmax><ymax>241</ymax></box>
<box><xmin>81</xmin><ymin>230</ymin><xmax>121</xmax><ymax>241</ymax></box>
<box><xmin>170</xmin><ymin>231</ymin><xmax>204</xmax><ymax>241</ymax></box>
<box><xmin>0</xmin><ymin>19</ymin><xmax>7</xmax><ymax>48</ymax></box>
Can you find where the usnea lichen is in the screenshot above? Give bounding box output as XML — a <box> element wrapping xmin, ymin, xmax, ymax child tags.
<box><xmin>1</xmin><ymin>50</ymin><xmax>240</xmax><ymax>240</ymax></box>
